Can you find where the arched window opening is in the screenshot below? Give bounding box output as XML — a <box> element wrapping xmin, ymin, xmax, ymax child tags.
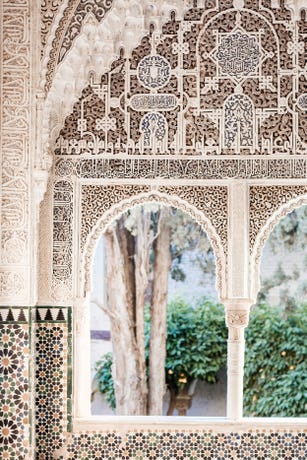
<box><xmin>89</xmin><ymin>203</ymin><xmax>227</xmax><ymax>416</ymax></box>
<box><xmin>244</xmin><ymin>205</ymin><xmax>307</xmax><ymax>417</ymax></box>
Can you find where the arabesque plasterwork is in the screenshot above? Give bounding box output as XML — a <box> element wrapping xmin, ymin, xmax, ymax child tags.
<box><xmin>42</xmin><ymin>0</ymin><xmax>306</xmax><ymax>308</ymax></box>
<box><xmin>0</xmin><ymin>0</ymin><xmax>306</xmax><ymax>307</ymax></box>
<box><xmin>80</xmin><ymin>186</ymin><xmax>228</xmax><ymax>298</ymax></box>
<box><xmin>249</xmin><ymin>185</ymin><xmax>307</xmax><ymax>251</ymax></box>
<box><xmin>45</xmin><ymin>0</ymin><xmax>306</xmax><ymax>162</ymax></box>
<box><xmin>0</xmin><ymin>0</ymin><xmax>31</xmax><ymax>303</ymax></box>
<box><xmin>1</xmin><ymin>0</ymin><xmax>307</xmax><ymax>457</ymax></box>
<box><xmin>49</xmin><ymin>183</ymin><xmax>228</xmax><ymax>303</ymax></box>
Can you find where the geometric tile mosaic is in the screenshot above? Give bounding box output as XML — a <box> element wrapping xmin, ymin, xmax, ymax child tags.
<box><xmin>62</xmin><ymin>429</ymin><xmax>307</xmax><ymax>459</ymax></box>
<box><xmin>34</xmin><ymin>307</ymin><xmax>72</xmax><ymax>460</ymax></box>
<box><xmin>0</xmin><ymin>308</ymin><xmax>30</xmax><ymax>459</ymax></box>
<box><xmin>1</xmin><ymin>306</ymin><xmax>306</xmax><ymax>459</ymax></box>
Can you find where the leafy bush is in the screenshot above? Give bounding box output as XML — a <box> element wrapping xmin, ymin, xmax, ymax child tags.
<box><xmin>244</xmin><ymin>303</ymin><xmax>307</xmax><ymax>417</ymax></box>
<box><xmin>95</xmin><ymin>300</ymin><xmax>307</xmax><ymax>416</ymax></box>
<box><xmin>95</xmin><ymin>297</ymin><xmax>227</xmax><ymax>408</ymax></box>
<box><xmin>164</xmin><ymin>298</ymin><xmax>227</xmax><ymax>392</ymax></box>
<box><xmin>95</xmin><ymin>352</ymin><xmax>116</xmax><ymax>410</ymax></box>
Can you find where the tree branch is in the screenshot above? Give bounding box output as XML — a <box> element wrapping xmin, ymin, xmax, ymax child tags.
<box><xmin>91</xmin><ymin>297</ymin><xmax>118</xmax><ymax>321</ymax></box>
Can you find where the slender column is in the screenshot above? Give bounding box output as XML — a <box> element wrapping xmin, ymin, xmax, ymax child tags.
<box><xmin>74</xmin><ymin>296</ymin><xmax>91</xmax><ymax>418</ymax></box>
<box><xmin>224</xmin><ymin>182</ymin><xmax>254</xmax><ymax>418</ymax></box>
<box><xmin>224</xmin><ymin>300</ymin><xmax>252</xmax><ymax>420</ymax></box>
<box><xmin>227</xmin><ymin>324</ymin><xmax>245</xmax><ymax>419</ymax></box>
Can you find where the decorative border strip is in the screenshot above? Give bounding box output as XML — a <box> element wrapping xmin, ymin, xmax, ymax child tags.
<box><xmin>34</xmin><ymin>306</ymin><xmax>72</xmax><ymax>431</ymax></box>
<box><xmin>35</xmin><ymin>306</ymin><xmax>69</xmax><ymax>322</ymax></box>
<box><xmin>0</xmin><ymin>306</ymin><xmax>29</xmax><ymax>323</ymax></box>
<box><xmin>0</xmin><ymin>306</ymin><xmax>70</xmax><ymax>323</ymax></box>
<box><xmin>59</xmin><ymin>427</ymin><xmax>307</xmax><ymax>459</ymax></box>
<box><xmin>55</xmin><ymin>157</ymin><xmax>307</xmax><ymax>180</ymax></box>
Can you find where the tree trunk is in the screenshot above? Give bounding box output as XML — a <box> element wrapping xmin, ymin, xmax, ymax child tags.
<box><xmin>103</xmin><ymin>206</ymin><xmax>172</xmax><ymax>415</ymax></box>
<box><xmin>134</xmin><ymin>209</ymin><xmax>151</xmax><ymax>412</ymax></box>
<box><xmin>167</xmin><ymin>387</ymin><xmax>177</xmax><ymax>416</ymax></box>
<box><xmin>148</xmin><ymin>207</ymin><xmax>171</xmax><ymax>415</ymax></box>
<box><xmin>104</xmin><ymin>217</ymin><xmax>147</xmax><ymax>415</ymax></box>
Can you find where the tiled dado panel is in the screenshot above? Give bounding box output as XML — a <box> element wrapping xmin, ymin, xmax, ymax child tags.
<box><xmin>0</xmin><ymin>307</ymin><xmax>31</xmax><ymax>459</ymax></box>
<box><xmin>61</xmin><ymin>429</ymin><xmax>306</xmax><ymax>460</ymax></box>
<box><xmin>34</xmin><ymin>306</ymin><xmax>72</xmax><ymax>459</ymax></box>
<box><xmin>0</xmin><ymin>306</ymin><xmax>72</xmax><ymax>459</ymax></box>
<box><xmin>1</xmin><ymin>306</ymin><xmax>306</xmax><ymax>459</ymax></box>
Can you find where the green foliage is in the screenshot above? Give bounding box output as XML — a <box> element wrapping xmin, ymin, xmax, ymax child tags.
<box><xmin>164</xmin><ymin>298</ymin><xmax>227</xmax><ymax>392</ymax></box>
<box><xmin>95</xmin><ymin>297</ymin><xmax>227</xmax><ymax>408</ymax></box>
<box><xmin>95</xmin><ymin>352</ymin><xmax>116</xmax><ymax>410</ymax></box>
<box><xmin>244</xmin><ymin>303</ymin><xmax>307</xmax><ymax>417</ymax></box>
<box><xmin>95</xmin><ymin>301</ymin><xmax>307</xmax><ymax>417</ymax></box>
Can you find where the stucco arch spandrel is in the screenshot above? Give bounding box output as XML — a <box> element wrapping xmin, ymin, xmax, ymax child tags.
<box><xmin>80</xmin><ymin>189</ymin><xmax>227</xmax><ymax>300</ymax></box>
<box><xmin>249</xmin><ymin>188</ymin><xmax>307</xmax><ymax>300</ymax></box>
<box><xmin>40</xmin><ymin>0</ymin><xmax>305</xmax><ymax>94</ymax></box>
<box><xmin>41</xmin><ymin>0</ymin><xmax>192</xmax><ymax>93</ymax></box>
<box><xmin>40</xmin><ymin>1</ymin><xmax>192</xmax><ymax>156</ymax></box>
<box><xmin>41</xmin><ymin>0</ymin><xmax>113</xmax><ymax>94</ymax></box>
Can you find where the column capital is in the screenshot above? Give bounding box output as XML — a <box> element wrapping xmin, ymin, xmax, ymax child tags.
<box><xmin>221</xmin><ymin>298</ymin><xmax>254</xmax><ymax>328</ymax></box>
<box><xmin>226</xmin><ymin>310</ymin><xmax>249</xmax><ymax>328</ymax></box>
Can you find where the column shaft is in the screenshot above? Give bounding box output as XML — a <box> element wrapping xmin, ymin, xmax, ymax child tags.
<box><xmin>227</xmin><ymin>326</ymin><xmax>245</xmax><ymax>419</ymax></box>
<box><xmin>74</xmin><ymin>297</ymin><xmax>91</xmax><ymax>418</ymax></box>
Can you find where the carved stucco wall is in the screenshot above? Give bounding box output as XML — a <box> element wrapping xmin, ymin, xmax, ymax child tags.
<box><xmin>0</xmin><ymin>0</ymin><xmax>307</xmax><ymax>458</ymax></box>
<box><xmin>38</xmin><ymin>0</ymin><xmax>307</xmax><ymax>306</ymax></box>
<box><xmin>2</xmin><ymin>0</ymin><xmax>306</xmax><ymax>306</ymax></box>
<box><xmin>0</xmin><ymin>0</ymin><xmax>32</xmax><ymax>304</ymax></box>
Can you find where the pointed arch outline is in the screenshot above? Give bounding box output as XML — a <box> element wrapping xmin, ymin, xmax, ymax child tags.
<box><xmin>80</xmin><ymin>190</ymin><xmax>227</xmax><ymax>300</ymax></box>
<box><xmin>250</xmin><ymin>193</ymin><xmax>307</xmax><ymax>300</ymax></box>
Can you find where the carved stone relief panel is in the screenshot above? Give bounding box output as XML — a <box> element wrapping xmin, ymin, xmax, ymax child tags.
<box><xmin>52</xmin><ymin>1</ymin><xmax>306</xmax><ymax>184</ymax></box>
<box><xmin>38</xmin><ymin>180</ymin><xmax>54</xmax><ymax>305</ymax></box>
<box><xmin>54</xmin><ymin>157</ymin><xmax>307</xmax><ymax>181</ymax></box>
<box><xmin>0</xmin><ymin>0</ymin><xmax>31</xmax><ymax>303</ymax></box>
<box><xmin>52</xmin><ymin>180</ymin><xmax>74</xmax><ymax>303</ymax></box>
